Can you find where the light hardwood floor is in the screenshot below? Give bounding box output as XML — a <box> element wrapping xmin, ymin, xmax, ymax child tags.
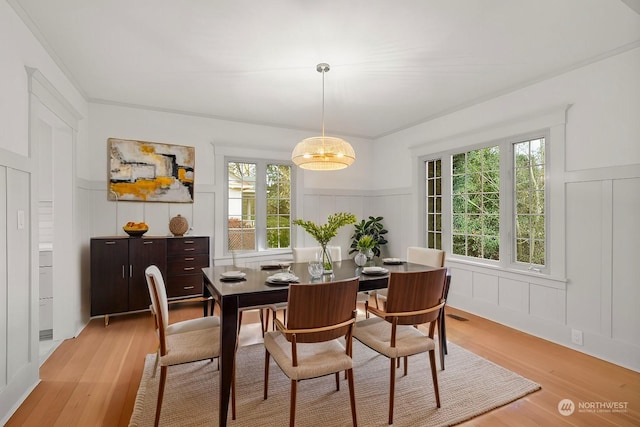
<box><xmin>7</xmin><ymin>303</ymin><xmax>639</xmax><ymax>426</ymax></box>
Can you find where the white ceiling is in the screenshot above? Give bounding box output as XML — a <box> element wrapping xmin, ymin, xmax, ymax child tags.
<box><xmin>10</xmin><ymin>0</ymin><xmax>640</xmax><ymax>139</ymax></box>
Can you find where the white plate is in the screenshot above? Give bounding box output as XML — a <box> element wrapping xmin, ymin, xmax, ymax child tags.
<box><xmin>382</xmin><ymin>258</ymin><xmax>402</xmax><ymax>265</ymax></box>
<box><xmin>268</xmin><ymin>272</ymin><xmax>298</xmax><ymax>282</ymax></box>
<box><xmin>362</xmin><ymin>266</ymin><xmax>389</xmax><ymax>275</ymax></box>
<box><xmin>221</xmin><ymin>270</ymin><xmax>246</xmax><ymax>278</ymax></box>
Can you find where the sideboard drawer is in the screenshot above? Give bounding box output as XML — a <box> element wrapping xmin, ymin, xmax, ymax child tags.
<box><xmin>166</xmin><ymin>274</ymin><xmax>203</xmax><ymax>298</ymax></box>
<box><xmin>167</xmin><ymin>237</ymin><xmax>208</xmax><ymax>256</ymax></box>
<box><xmin>167</xmin><ymin>254</ymin><xmax>209</xmax><ymax>275</ymax></box>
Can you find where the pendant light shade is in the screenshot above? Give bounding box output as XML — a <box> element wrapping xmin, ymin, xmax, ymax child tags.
<box><xmin>292</xmin><ymin>63</ymin><xmax>356</xmax><ymax>171</ymax></box>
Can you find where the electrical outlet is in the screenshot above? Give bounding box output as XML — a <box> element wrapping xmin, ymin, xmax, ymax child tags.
<box><xmin>571</xmin><ymin>329</ymin><xmax>583</xmax><ymax>346</ymax></box>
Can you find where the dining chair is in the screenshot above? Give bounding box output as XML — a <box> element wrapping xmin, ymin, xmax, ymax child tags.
<box><xmin>145</xmin><ymin>265</ymin><xmax>235</xmax><ymax>426</ymax></box>
<box><xmin>228</xmin><ymin>251</ymin><xmax>279</xmax><ymax>335</ymax></box>
<box><xmin>291</xmin><ymin>245</ymin><xmax>342</xmax><ymax>263</ymax></box>
<box><xmin>353</xmin><ymin>269</ymin><xmax>447</xmax><ymax>425</ymax></box>
<box><xmin>293</xmin><ymin>246</ymin><xmax>370</xmax><ymax>318</ymax></box>
<box><xmin>263</xmin><ymin>277</ymin><xmax>360</xmax><ymax>427</ymax></box>
<box><xmin>374</xmin><ymin>247</ymin><xmax>448</xmax><ymax>369</ymax></box>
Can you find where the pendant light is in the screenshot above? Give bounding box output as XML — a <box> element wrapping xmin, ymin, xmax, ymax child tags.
<box><xmin>291</xmin><ymin>63</ymin><xmax>355</xmax><ymax>170</ymax></box>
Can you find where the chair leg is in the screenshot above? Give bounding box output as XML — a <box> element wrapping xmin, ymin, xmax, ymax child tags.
<box><xmin>335</xmin><ymin>372</ymin><xmax>340</xmax><ymax>390</ymax></box>
<box><xmin>429</xmin><ymin>350</ymin><xmax>441</xmax><ymax>408</ymax></box>
<box><xmin>155</xmin><ymin>365</ymin><xmax>167</xmax><ymax>427</ymax></box>
<box><xmin>290</xmin><ymin>379</ymin><xmax>297</xmax><ymax>427</ymax></box>
<box><xmin>264</xmin><ymin>350</ymin><xmax>270</xmax><ymax>400</ymax></box>
<box><xmin>364</xmin><ymin>299</ymin><xmax>369</xmax><ymax>319</ymax></box>
<box><xmin>389</xmin><ymin>358</ymin><xmax>396</xmax><ymax>425</ymax></box>
<box><xmin>232</xmin><ymin>356</ymin><xmax>237</xmax><ymax>420</ymax></box>
<box><xmin>259</xmin><ymin>309</ymin><xmax>266</xmax><ymax>338</ymax></box>
<box><xmin>347</xmin><ymin>368</ymin><xmax>358</xmax><ymax>427</ymax></box>
<box><xmin>438</xmin><ymin>315</ymin><xmax>446</xmax><ymax>370</ymax></box>
<box><xmin>403</xmin><ymin>356</ymin><xmax>408</xmax><ymax>376</ymax></box>
<box><xmin>152</xmin><ymin>349</ymin><xmax>160</xmax><ymax>378</ymax></box>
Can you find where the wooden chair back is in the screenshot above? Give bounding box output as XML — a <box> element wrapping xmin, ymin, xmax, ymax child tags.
<box><xmin>284</xmin><ymin>277</ymin><xmax>359</xmax><ymax>343</ymax></box>
<box><xmin>384</xmin><ymin>269</ymin><xmax>447</xmax><ymax>327</ymax></box>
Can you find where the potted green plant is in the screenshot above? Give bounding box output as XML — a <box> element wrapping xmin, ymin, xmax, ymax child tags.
<box><xmin>349</xmin><ymin>216</ymin><xmax>388</xmax><ymax>258</ymax></box>
<box><xmin>354</xmin><ymin>235</ymin><xmax>376</xmax><ymax>266</ymax></box>
<box><xmin>293</xmin><ymin>212</ymin><xmax>357</xmax><ymax>272</ymax></box>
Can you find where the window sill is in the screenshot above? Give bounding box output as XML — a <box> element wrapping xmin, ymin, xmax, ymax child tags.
<box><xmin>446</xmin><ymin>257</ymin><xmax>567</xmax><ymax>290</ymax></box>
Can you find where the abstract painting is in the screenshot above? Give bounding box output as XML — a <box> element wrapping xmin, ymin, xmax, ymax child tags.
<box><xmin>108</xmin><ymin>138</ymin><xmax>195</xmax><ymax>203</ymax></box>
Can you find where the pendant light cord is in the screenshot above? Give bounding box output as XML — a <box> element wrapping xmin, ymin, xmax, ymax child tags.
<box><xmin>321</xmin><ymin>67</ymin><xmax>326</xmax><ymax>138</ymax></box>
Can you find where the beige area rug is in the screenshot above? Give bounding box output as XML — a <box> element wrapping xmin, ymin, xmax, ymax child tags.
<box><xmin>130</xmin><ymin>340</ymin><xmax>540</xmax><ymax>427</ymax></box>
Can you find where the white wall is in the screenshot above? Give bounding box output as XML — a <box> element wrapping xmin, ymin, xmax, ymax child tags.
<box><xmin>0</xmin><ymin>3</ymin><xmax>88</xmax><ymax>423</ymax></box>
<box><xmin>85</xmin><ymin>103</ymin><xmax>374</xmax><ymax>261</ymax></box>
<box><xmin>373</xmin><ymin>47</ymin><xmax>640</xmax><ymax>371</ymax></box>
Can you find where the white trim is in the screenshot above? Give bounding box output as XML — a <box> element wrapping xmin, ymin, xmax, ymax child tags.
<box><xmin>446</xmin><ymin>258</ymin><xmax>567</xmax><ymax>289</ymax></box>
<box><xmin>409</xmin><ymin>104</ymin><xmax>569</xmax><ymax>156</ymax></box>
<box><xmin>26</xmin><ymin>68</ymin><xmax>83</xmax><ymax>131</ymax></box>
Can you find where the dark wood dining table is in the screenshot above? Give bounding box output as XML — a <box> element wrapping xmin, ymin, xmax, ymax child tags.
<box><xmin>202</xmin><ymin>259</ymin><xmax>445</xmax><ymax>427</ymax></box>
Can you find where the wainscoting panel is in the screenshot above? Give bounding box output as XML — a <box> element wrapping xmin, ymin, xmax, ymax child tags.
<box><xmin>565</xmin><ymin>181</ymin><xmax>607</xmax><ymax>334</ymax></box>
<box><xmin>472</xmin><ymin>272</ymin><xmax>499</xmax><ymax>304</ymax></box>
<box><xmin>498</xmin><ymin>277</ymin><xmax>529</xmax><ymax>313</ymax></box>
<box><xmin>611</xmin><ymin>177</ymin><xmax>640</xmax><ymax>346</ymax></box>
<box><xmin>529</xmin><ymin>284</ymin><xmax>565</xmax><ymax>324</ymax></box>
<box><xmin>449</xmin><ymin>268</ymin><xmax>473</xmax><ymax>297</ymax></box>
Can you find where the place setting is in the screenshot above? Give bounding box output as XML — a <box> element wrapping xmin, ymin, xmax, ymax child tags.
<box><xmin>219</xmin><ymin>270</ymin><xmax>247</xmax><ymax>282</ymax></box>
<box><xmin>360</xmin><ymin>266</ymin><xmax>389</xmax><ymax>276</ymax></box>
<box><xmin>382</xmin><ymin>257</ymin><xmax>403</xmax><ymax>265</ymax></box>
<box><xmin>265</xmin><ymin>272</ymin><xmax>299</xmax><ymax>286</ymax></box>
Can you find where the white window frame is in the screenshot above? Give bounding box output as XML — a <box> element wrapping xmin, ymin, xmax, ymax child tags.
<box><xmin>418</xmin><ymin>128</ymin><xmax>555</xmax><ymax>275</ymax></box>
<box><xmin>224</xmin><ymin>156</ymin><xmax>296</xmax><ymax>255</ymax></box>
<box><xmin>412</xmin><ymin>105</ymin><xmax>568</xmax><ymax>280</ymax></box>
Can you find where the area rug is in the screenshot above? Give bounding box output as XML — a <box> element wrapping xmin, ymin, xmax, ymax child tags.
<box><xmin>130</xmin><ymin>340</ymin><xmax>540</xmax><ymax>426</ymax></box>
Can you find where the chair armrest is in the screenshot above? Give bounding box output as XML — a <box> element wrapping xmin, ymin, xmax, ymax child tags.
<box><xmin>382</xmin><ymin>300</ymin><xmax>445</xmax><ymax>318</ymax></box>
<box><xmin>280</xmin><ymin>317</ymin><xmax>355</xmax><ymax>336</ymax></box>
<box><xmin>366</xmin><ymin>305</ymin><xmax>386</xmax><ymax>318</ymax></box>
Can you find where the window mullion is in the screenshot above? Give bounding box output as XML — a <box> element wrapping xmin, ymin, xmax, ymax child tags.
<box><xmin>500</xmin><ymin>139</ymin><xmax>513</xmax><ymax>267</ymax></box>
<box><xmin>255</xmin><ymin>162</ymin><xmax>266</xmax><ymax>251</ymax></box>
<box><xmin>441</xmin><ymin>157</ymin><xmax>452</xmax><ymax>254</ymax></box>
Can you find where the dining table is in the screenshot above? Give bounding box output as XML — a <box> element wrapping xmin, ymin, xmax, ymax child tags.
<box><xmin>202</xmin><ymin>258</ymin><xmax>447</xmax><ymax>427</ymax></box>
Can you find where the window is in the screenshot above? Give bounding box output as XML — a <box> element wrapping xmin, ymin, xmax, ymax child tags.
<box><xmin>266</xmin><ymin>164</ymin><xmax>292</xmax><ymax>249</ymax></box>
<box><xmin>514</xmin><ymin>137</ymin><xmax>545</xmax><ymax>265</ymax></box>
<box><xmin>422</xmin><ymin>133</ymin><xmax>547</xmax><ymax>269</ymax></box>
<box><xmin>451</xmin><ymin>146</ymin><xmax>500</xmax><ymax>260</ymax></box>
<box><xmin>425</xmin><ymin>159</ymin><xmax>442</xmax><ymax>249</ymax></box>
<box><xmin>227</xmin><ymin>160</ymin><xmax>292</xmax><ymax>252</ymax></box>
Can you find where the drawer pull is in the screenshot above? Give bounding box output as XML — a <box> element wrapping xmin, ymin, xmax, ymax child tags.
<box><xmin>184</xmin><ymin>240</ymin><xmax>195</xmax><ymax>244</ymax></box>
<box><xmin>183</xmin><ymin>267</ymin><xmax>195</xmax><ymax>271</ymax></box>
<box><xmin>184</xmin><ymin>257</ymin><xmax>194</xmax><ymax>261</ymax></box>
<box><xmin>183</xmin><ymin>286</ymin><xmax>195</xmax><ymax>290</ymax></box>
<box><xmin>184</xmin><ymin>248</ymin><xmax>195</xmax><ymax>251</ymax></box>
<box><xmin>105</xmin><ymin>241</ymin><xmax>116</xmax><ymax>245</ymax></box>
<box><xmin>144</xmin><ymin>241</ymin><xmax>153</xmax><ymax>245</ymax></box>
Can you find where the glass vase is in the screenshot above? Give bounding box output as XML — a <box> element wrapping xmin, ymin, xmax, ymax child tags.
<box><xmin>320</xmin><ymin>245</ymin><xmax>333</xmax><ymax>274</ymax></box>
<box><xmin>354</xmin><ymin>251</ymin><xmax>367</xmax><ymax>267</ymax></box>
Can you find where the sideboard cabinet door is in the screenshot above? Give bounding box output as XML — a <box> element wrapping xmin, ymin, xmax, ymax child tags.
<box><xmin>128</xmin><ymin>238</ymin><xmax>167</xmax><ymax>311</ymax></box>
<box><xmin>90</xmin><ymin>238</ymin><xmax>129</xmax><ymax>316</ymax></box>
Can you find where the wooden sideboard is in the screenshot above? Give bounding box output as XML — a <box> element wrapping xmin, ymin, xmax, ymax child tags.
<box><xmin>90</xmin><ymin>235</ymin><xmax>210</xmax><ymax>324</ymax></box>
